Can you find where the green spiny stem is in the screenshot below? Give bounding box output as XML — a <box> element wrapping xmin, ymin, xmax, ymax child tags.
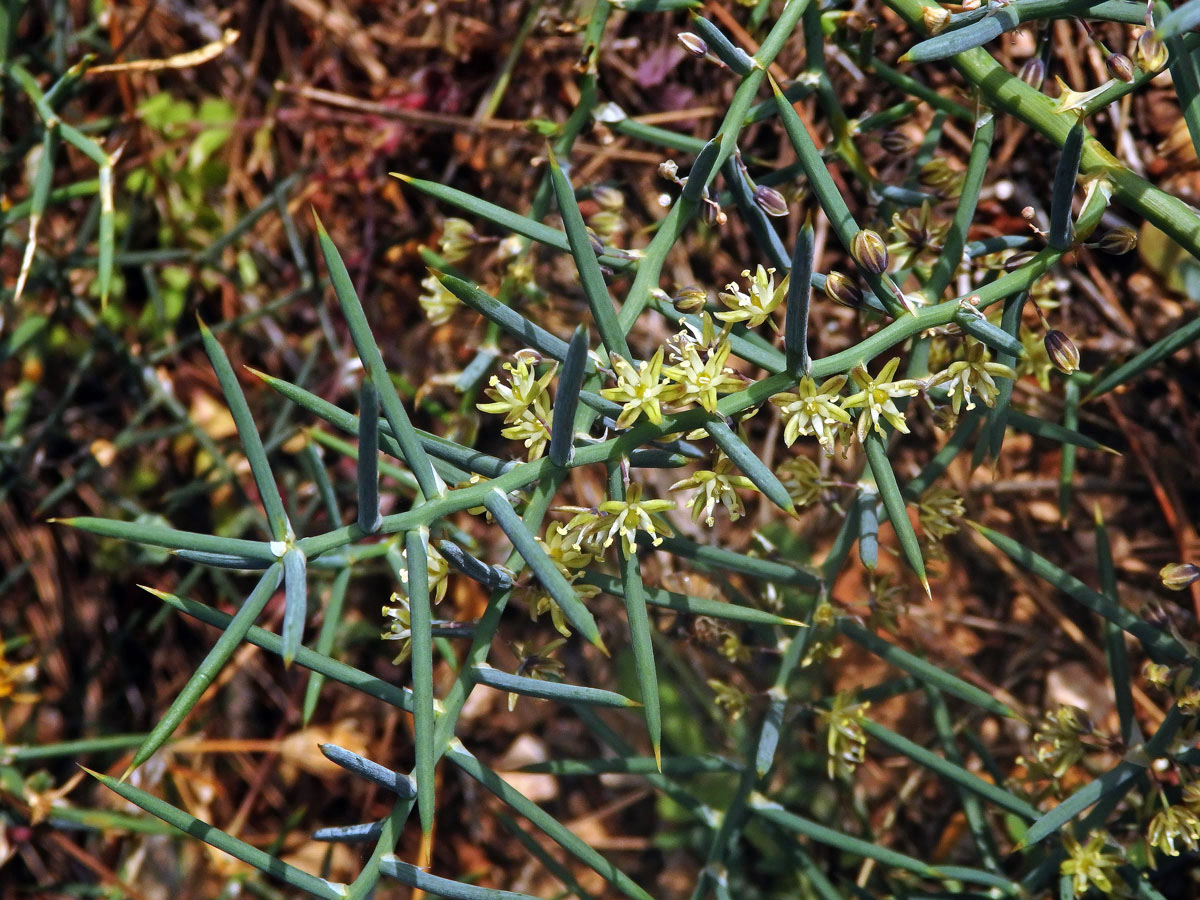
<box><xmin>886</xmin><ymin>0</ymin><xmax>1200</xmax><ymax>262</ymax></box>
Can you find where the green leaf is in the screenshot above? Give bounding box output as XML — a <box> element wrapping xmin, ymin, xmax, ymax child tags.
<box><xmin>471</xmin><ymin>665</ymin><xmax>639</xmax><ymax>708</ymax></box>
<box><xmin>1049</xmin><ymin>119</ymin><xmax>1086</xmax><ymax>250</ymax></box>
<box><xmin>129</xmin><ymin>566</ymin><xmax>282</xmax><ymax>773</ymax></box>
<box><xmin>837</xmin><ymin>619</ymin><xmax>1016</xmax><ymax>718</ymax></box>
<box><xmin>320</xmin><ymin>743</ymin><xmax>417</xmax><ymax>797</ymax></box>
<box><xmin>484</xmin><ymin>489</ymin><xmax>607</xmax><ymax>652</ymax></box>
<box><xmin>548</xmin><ymin>151</ymin><xmax>630</xmax><ymax>361</ymax></box>
<box><xmin>380</xmin><ymin>857</ymin><xmax>538</xmax><ymax>900</ymax></box>
<box><xmin>281</xmin><ymin>547</ymin><xmax>308</xmax><ymax>667</ymax></box>
<box><xmin>357</xmin><ymin>378</ymin><xmax>382</xmax><ymax>533</ymax></box>
<box><xmin>863</xmin><ymin>429</ymin><xmax>928</xmax><ymax>595</ymax></box>
<box><xmin>152</xmin><ymin>585</ymin><xmax>414</xmax><ymax>712</ymax></box>
<box><xmin>549</xmin><ymin>325</ymin><xmax>589</xmax><ymax>466</ymax></box>
<box><xmin>970</xmin><ymin>522</ymin><xmax>1190</xmax><ymax>662</ymax></box>
<box><xmin>198</xmin><ymin>320</ymin><xmax>291</xmax><ymax>541</ymax></box>
<box><xmin>314</xmin><ymin>213</ymin><xmax>442</xmax><ymax>500</ymax></box>
<box><xmin>86</xmin><ymin>768</ymin><xmax>345</xmax><ymax>899</ymax></box>
<box><xmin>399</xmin><ymin>533</ymin><xmax>436</xmax><ymax>836</ymax></box>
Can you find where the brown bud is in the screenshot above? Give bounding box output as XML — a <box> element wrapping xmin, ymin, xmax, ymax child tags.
<box><xmin>823</xmin><ymin>270</ymin><xmax>864</xmax><ymax>309</ymax></box>
<box><xmin>1096</xmin><ymin>226</ymin><xmax>1137</xmax><ymax>255</ymax></box>
<box><xmin>592</xmin><ymin>184</ymin><xmax>624</xmax><ymax>211</ymax></box>
<box><xmin>1044</xmin><ymin>330</ymin><xmax>1079</xmax><ymax>374</ymax></box>
<box><xmin>1160</xmin><ymin>562</ymin><xmax>1200</xmax><ymax>591</ymax></box>
<box><xmin>673</xmin><ymin>285</ymin><xmax>708</xmax><ymax>312</ymax></box>
<box><xmin>850</xmin><ymin>229</ymin><xmax>889</xmax><ymax>275</ymax></box>
<box><xmin>879</xmin><ymin>130</ymin><xmax>913</xmax><ymax>155</ymax></box>
<box><xmin>922</xmin><ymin>5</ymin><xmax>952</xmax><ymax>35</ymax></box>
<box><xmin>1105</xmin><ymin>52</ymin><xmax>1135</xmax><ymax>83</ymax></box>
<box><xmin>1018</xmin><ymin>56</ymin><xmax>1046</xmax><ymax>91</ymax></box>
<box><xmin>753</xmin><ymin>184</ymin><xmax>789</xmax><ymax>217</ymax></box>
<box><xmin>678</xmin><ymin>32</ymin><xmax>708</xmax><ymax>58</ymax></box>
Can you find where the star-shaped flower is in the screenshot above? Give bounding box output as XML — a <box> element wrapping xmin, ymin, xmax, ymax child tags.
<box><xmin>841</xmin><ymin>358</ymin><xmax>923</xmax><ymax>442</ymax></box>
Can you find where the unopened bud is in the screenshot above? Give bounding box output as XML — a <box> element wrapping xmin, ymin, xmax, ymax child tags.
<box><xmin>1143</xmin><ymin>660</ymin><xmax>1173</xmax><ymax>688</ymax></box>
<box><xmin>922</xmin><ymin>5</ymin><xmax>952</xmax><ymax>35</ymax></box>
<box><xmin>879</xmin><ymin>130</ymin><xmax>913</xmax><ymax>155</ymax></box>
<box><xmin>1134</xmin><ymin>30</ymin><xmax>1168</xmax><ymax>71</ymax></box>
<box><xmin>1044</xmin><ymin>330</ymin><xmax>1079</xmax><ymax>374</ymax></box>
<box><xmin>1105</xmin><ymin>52</ymin><xmax>1135</xmax><ymax>83</ymax></box>
<box><xmin>823</xmin><ymin>270</ymin><xmax>864</xmax><ymax>309</ymax></box>
<box><xmin>438</xmin><ymin>218</ymin><xmax>477</xmax><ymax>263</ymax></box>
<box><xmin>1096</xmin><ymin>226</ymin><xmax>1137</xmax><ymax>255</ymax></box>
<box><xmin>850</xmin><ymin>229</ymin><xmax>889</xmax><ymax>275</ymax></box>
<box><xmin>1160</xmin><ymin>562</ymin><xmax>1200</xmax><ymax>591</ymax></box>
<box><xmin>585</xmin><ymin>226</ymin><xmax>605</xmax><ymax>256</ymax></box>
<box><xmin>678</xmin><ymin>32</ymin><xmax>709</xmax><ymax>58</ymax></box>
<box><xmin>753</xmin><ymin>184</ymin><xmax>789</xmax><ymax>217</ymax></box>
<box><xmin>592</xmin><ymin>184</ymin><xmax>624</xmax><ymax>211</ymax></box>
<box><xmin>700</xmin><ymin>196</ymin><xmax>725</xmax><ymax>227</ymax></box>
<box><xmin>673</xmin><ymin>285</ymin><xmax>708</xmax><ymax>312</ymax></box>
<box><xmin>513</xmin><ymin>348</ymin><xmax>544</xmax><ymax>365</ymax></box>
<box><xmin>1018</xmin><ymin>56</ymin><xmax>1046</xmax><ymax>90</ymax></box>
<box><xmin>659</xmin><ymin>159</ymin><xmax>680</xmax><ymax>182</ymax></box>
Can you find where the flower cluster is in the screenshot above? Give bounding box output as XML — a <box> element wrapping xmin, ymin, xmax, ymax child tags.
<box><xmin>818</xmin><ymin>690</ymin><xmax>871</xmax><ymax>780</ymax></box>
<box><xmin>1061</xmin><ymin>830</ymin><xmax>1124</xmax><ymax>897</ymax></box>
<box><xmin>599</xmin><ymin>312</ymin><xmax>743</xmax><ymax>430</ymax></box>
<box><xmin>525</xmin><ymin>528</ymin><xmax>602</xmax><ymax>638</ymax></box>
<box><xmin>925</xmin><ymin>340</ymin><xmax>1016</xmax><ymax>414</ymax></box>
<box><xmin>770</xmin><ymin>374</ymin><xmax>851</xmax><ymax>456</ymax></box>
<box><xmin>477</xmin><ymin>356</ymin><xmax>556</xmax><ymax>460</ymax></box>
<box><xmin>716</xmin><ymin>265</ymin><xmax>788</xmax><ymax>329</ymax></box>
<box><xmin>669</xmin><ymin>452</ymin><xmax>758</xmax><ymax>526</ymax></box>
<box><xmin>556</xmin><ymin>483</ymin><xmax>676</xmax><ymax>559</ymax></box>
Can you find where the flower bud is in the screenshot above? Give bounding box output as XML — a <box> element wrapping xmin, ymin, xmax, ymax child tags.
<box><xmin>678</xmin><ymin>32</ymin><xmax>709</xmax><ymax>58</ymax></box>
<box><xmin>592</xmin><ymin>184</ymin><xmax>624</xmax><ymax>211</ymax></box>
<box><xmin>658</xmin><ymin>159</ymin><xmax>680</xmax><ymax>182</ymax></box>
<box><xmin>823</xmin><ymin>270</ymin><xmax>864</xmax><ymax>309</ymax></box>
<box><xmin>1160</xmin><ymin>562</ymin><xmax>1200</xmax><ymax>591</ymax></box>
<box><xmin>850</xmin><ymin>229</ymin><xmax>889</xmax><ymax>275</ymax></box>
<box><xmin>673</xmin><ymin>285</ymin><xmax>708</xmax><ymax>312</ymax></box>
<box><xmin>753</xmin><ymin>184</ymin><xmax>789</xmax><ymax>217</ymax></box>
<box><xmin>1044</xmin><ymin>330</ymin><xmax>1079</xmax><ymax>374</ymax></box>
<box><xmin>922</xmin><ymin>5</ymin><xmax>952</xmax><ymax>35</ymax></box>
<box><xmin>1105</xmin><ymin>52</ymin><xmax>1135</xmax><ymax>83</ymax></box>
<box><xmin>879</xmin><ymin>130</ymin><xmax>913</xmax><ymax>155</ymax></box>
<box><xmin>1096</xmin><ymin>226</ymin><xmax>1137</xmax><ymax>255</ymax></box>
<box><xmin>1143</xmin><ymin>660</ymin><xmax>1172</xmax><ymax>688</ymax></box>
<box><xmin>1018</xmin><ymin>56</ymin><xmax>1046</xmax><ymax>90</ymax></box>
<box><xmin>1135</xmin><ymin>30</ymin><xmax>1168</xmax><ymax>71</ymax></box>
<box><xmin>438</xmin><ymin>218</ymin><xmax>476</xmax><ymax>263</ymax></box>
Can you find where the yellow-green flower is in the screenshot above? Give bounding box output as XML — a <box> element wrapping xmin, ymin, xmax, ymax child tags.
<box><xmin>418</xmin><ymin>273</ymin><xmax>461</xmax><ymax>325</ymax></box>
<box><xmin>770</xmin><ymin>373</ymin><xmax>851</xmax><ymax>455</ymax></box>
<box><xmin>1034</xmin><ymin>705</ymin><xmax>1091</xmax><ymax>778</ymax></box>
<box><xmin>708</xmin><ymin>679</ymin><xmax>749</xmax><ymax>721</ymax></box>
<box><xmin>509</xmin><ymin>638</ymin><xmax>566</xmax><ymax>711</ymax></box>
<box><xmin>716</xmin><ymin>265</ymin><xmax>788</xmax><ymax>330</ymax></box>
<box><xmin>1060</xmin><ymin>831</ymin><xmax>1123</xmax><ymax>897</ymax></box>
<box><xmin>664</xmin><ymin>316</ymin><xmax>743</xmax><ymax>413</ymax></box>
<box><xmin>669</xmin><ymin>453</ymin><xmax>758</xmax><ymax>526</ymax></box>
<box><xmin>777</xmin><ymin>455</ymin><xmax>823</xmax><ymax>507</ymax></box>
<box><xmin>926</xmin><ymin>340</ymin><xmax>1016</xmax><ymax>413</ymax></box>
<box><xmin>818</xmin><ymin>690</ymin><xmax>871</xmax><ymax>780</ymax></box>
<box><xmin>600</xmin><ymin>348</ymin><xmax>681</xmax><ymax>429</ymax></box>
<box><xmin>841</xmin><ymin>358</ymin><xmax>922</xmax><ymax>442</ymax></box>
<box><xmin>478</xmin><ymin>357</ymin><xmax>557</xmax><ymax>460</ymax></box>
<box><xmin>594</xmin><ymin>483</ymin><xmax>677</xmax><ymax>557</ymax></box>
<box><xmin>917</xmin><ymin>485</ymin><xmax>964</xmax><ymax>541</ymax></box>
<box><xmin>437</xmin><ymin>218</ymin><xmax>476</xmax><ymax>263</ymax></box>
<box><xmin>1147</xmin><ymin>803</ymin><xmax>1200</xmax><ymax>859</ymax></box>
